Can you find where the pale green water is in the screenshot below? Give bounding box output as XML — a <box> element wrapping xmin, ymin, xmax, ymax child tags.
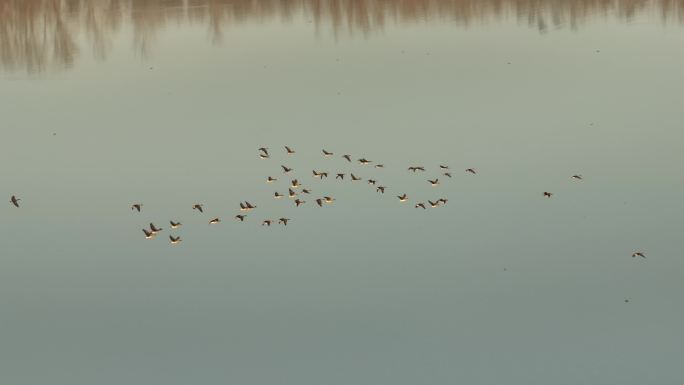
<box><xmin>1</xmin><ymin>1</ymin><xmax>683</xmax><ymax>384</ymax></box>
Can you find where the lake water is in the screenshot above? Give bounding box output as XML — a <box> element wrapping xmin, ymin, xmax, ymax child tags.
<box><xmin>1</xmin><ymin>1</ymin><xmax>683</xmax><ymax>384</ymax></box>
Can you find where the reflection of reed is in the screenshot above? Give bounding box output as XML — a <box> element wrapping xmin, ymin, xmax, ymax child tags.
<box><xmin>1</xmin><ymin>0</ymin><xmax>683</xmax><ymax>72</ymax></box>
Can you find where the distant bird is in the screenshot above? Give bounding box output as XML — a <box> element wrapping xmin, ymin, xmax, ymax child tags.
<box><xmin>465</xmin><ymin>168</ymin><xmax>477</xmax><ymax>174</ymax></box>
<box><xmin>244</xmin><ymin>201</ymin><xmax>256</xmax><ymax>210</ymax></box>
<box><xmin>428</xmin><ymin>200</ymin><xmax>440</xmax><ymax>208</ymax></box>
<box><xmin>258</xmin><ymin>147</ymin><xmax>269</xmax><ymax>155</ymax></box>
<box><xmin>235</xmin><ymin>214</ymin><xmax>247</xmax><ymax>222</ymax></box>
<box><xmin>170</xmin><ymin>221</ymin><xmax>182</xmax><ymax>229</ymax></box>
<box><xmin>408</xmin><ymin>166</ymin><xmax>425</xmax><ymax>172</ymax></box>
<box><xmin>443</xmin><ymin>172</ymin><xmax>452</xmax><ymax>178</ymax></box>
<box><xmin>632</xmin><ymin>252</ymin><xmax>646</xmax><ymax>259</ymax></box>
<box><xmin>343</xmin><ymin>154</ymin><xmax>352</xmax><ymax>162</ymax></box>
<box><xmin>572</xmin><ymin>175</ymin><xmax>583</xmax><ymax>180</ymax></box>
<box><xmin>131</xmin><ymin>203</ymin><xmax>142</xmax><ymax>212</ymax></box>
<box><xmin>438</xmin><ymin>198</ymin><xmax>448</xmax><ymax>205</ymax></box>
<box><xmin>209</xmin><ymin>218</ymin><xmax>221</xmax><ymax>224</ymax></box>
<box><xmin>543</xmin><ymin>192</ymin><xmax>553</xmax><ymax>198</ymax></box>
<box><xmin>376</xmin><ymin>186</ymin><xmax>386</xmax><ymax>193</ymax></box>
<box><xmin>440</xmin><ymin>165</ymin><xmax>449</xmax><ymax>170</ymax></box>
<box><xmin>301</xmin><ymin>189</ymin><xmax>312</xmax><ymax>194</ymax></box>
<box><xmin>267</xmin><ymin>176</ymin><xmax>277</xmax><ymax>183</ymax></box>
<box><xmin>358</xmin><ymin>158</ymin><xmax>372</xmax><ymax>165</ymax></box>
<box><xmin>10</xmin><ymin>195</ymin><xmax>21</xmax><ymax>208</ymax></box>
<box><xmin>274</xmin><ymin>192</ymin><xmax>284</xmax><ymax>199</ymax></box>
<box><xmin>294</xmin><ymin>199</ymin><xmax>306</xmax><ymax>207</ymax></box>
<box><xmin>291</xmin><ymin>179</ymin><xmax>301</xmax><ymax>188</ymax></box>
<box><xmin>262</xmin><ymin>220</ymin><xmax>273</xmax><ymax>226</ymax></box>
<box><xmin>351</xmin><ymin>173</ymin><xmax>361</xmax><ymax>181</ymax></box>
<box><xmin>319</xmin><ymin>172</ymin><xmax>329</xmax><ymax>179</ymax></box>
<box><xmin>397</xmin><ymin>194</ymin><xmax>408</xmax><ymax>202</ymax></box>
<box><xmin>192</xmin><ymin>204</ymin><xmax>204</xmax><ymax>213</ymax></box>
<box><xmin>142</xmin><ymin>229</ymin><xmax>155</xmax><ymax>239</ymax></box>
<box><xmin>312</xmin><ymin>170</ymin><xmax>323</xmax><ymax>178</ymax></box>
<box><xmin>375</xmin><ymin>164</ymin><xmax>384</xmax><ymax>168</ymax></box>
<box><xmin>428</xmin><ymin>179</ymin><xmax>440</xmax><ymax>186</ymax></box>
<box><xmin>282</xmin><ymin>165</ymin><xmax>293</xmax><ymax>173</ymax></box>
<box><xmin>415</xmin><ymin>203</ymin><xmax>426</xmax><ymax>209</ymax></box>
<box><xmin>322</xmin><ymin>149</ymin><xmax>333</xmax><ymax>157</ymax></box>
<box><xmin>150</xmin><ymin>223</ymin><xmax>163</xmax><ymax>233</ymax></box>
<box><xmin>288</xmin><ymin>188</ymin><xmax>297</xmax><ymax>198</ymax></box>
<box><xmin>323</xmin><ymin>196</ymin><xmax>335</xmax><ymax>203</ymax></box>
<box><xmin>278</xmin><ymin>218</ymin><xmax>290</xmax><ymax>226</ymax></box>
<box><xmin>316</xmin><ymin>198</ymin><xmax>323</xmax><ymax>207</ymax></box>
<box><xmin>169</xmin><ymin>235</ymin><xmax>182</xmax><ymax>245</ymax></box>
<box><xmin>336</xmin><ymin>173</ymin><xmax>345</xmax><ymax>180</ymax></box>
<box><xmin>285</xmin><ymin>146</ymin><xmax>296</xmax><ymax>154</ymax></box>
<box><xmin>368</xmin><ymin>179</ymin><xmax>377</xmax><ymax>185</ymax></box>
<box><xmin>259</xmin><ymin>153</ymin><xmax>270</xmax><ymax>159</ymax></box>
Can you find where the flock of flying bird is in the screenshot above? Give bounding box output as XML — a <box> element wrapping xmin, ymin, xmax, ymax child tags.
<box><xmin>7</xmin><ymin>146</ymin><xmax>647</xmax><ymax>261</ymax></box>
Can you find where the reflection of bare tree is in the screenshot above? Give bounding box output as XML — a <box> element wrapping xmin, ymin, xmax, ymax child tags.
<box><xmin>1</xmin><ymin>0</ymin><xmax>683</xmax><ymax>73</ymax></box>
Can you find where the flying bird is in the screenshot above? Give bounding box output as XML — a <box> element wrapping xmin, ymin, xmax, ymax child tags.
<box><xmin>415</xmin><ymin>203</ymin><xmax>426</xmax><ymax>209</ymax></box>
<box><xmin>408</xmin><ymin>166</ymin><xmax>425</xmax><ymax>172</ymax></box>
<box><xmin>375</xmin><ymin>164</ymin><xmax>384</xmax><ymax>168</ymax></box>
<box><xmin>209</xmin><ymin>218</ymin><xmax>221</xmax><ymax>224</ymax></box>
<box><xmin>351</xmin><ymin>174</ymin><xmax>361</xmax><ymax>181</ymax></box>
<box><xmin>169</xmin><ymin>235</ymin><xmax>182</xmax><ymax>245</ymax></box>
<box><xmin>150</xmin><ymin>223</ymin><xmax>163</xmax><ymax>233</ymax></box>
<box><xmin>170</xmin><ymin>221</ymin><xmax>182</xmax><ymax>229</ymax></box>
<box><xmin>10</xmin><ymin>195</ymin><xmax>21</xmax><ymax>208</ymax></box>
<box><xmin>376</xmin><ymin>186</ymin><xmax>386</xmax><ymax>194</ymax></box>
<box><xmin>324</xmin><ymin>196</ymin><xmax>335</xmax><ymax>203</ymax></box>
<box><xmin>282</xmin><ymin>165</ymin><xmax>293</xmax><ymax>173</ymax></box>
<box><xmin>235</xmin><ymin>214</ymin><xmax>247</xmax><ymax>222</ymax></box>
<box><xmin>285</xmin><ymin>146</ymin><xmax>296</xmax><ymax>154</ymax></box>
<box><xmin>358</xmin><ymin>158</ymin><xmax>372</xmax><ymax>165</ymax></box>
<box><xmin>368</xmin><ymin>179</ymin><xmax>377</xmax><ymax>185</ymax></box>
<box><xmin>301</xmin><ymin>188</ymin><xmax>312</xmax><ymax>194</ymax></box>
<box><xmin>259</xmin><ymin>153</ymin><xmax>270</xmax><ymax>159</ymax></box>
<box><xmin>288</xmin><ymin>188</ymin><xmax>297</xmax><ymax>198</ymax></box>
<box><xmin>342</xmin><ymin>154</ymin><xmax>352</xmax><ymax>162</ymax></box>
<box><xmin>262</xmin><ymin>220</ymin><xmax>273</xmax><ymax>226</ymax></box>
<box><xmin>438</xmin><ymin>198</ymin><xmax>448</xmax><ymax>205</ymax></box>
<box><xmin>322</xmin><ymin>149</ymin><xmax>333</xmax><ymax>157</ymax></box>
<box><xmin>572</xmin><ymin>175</ymin><xmax>583</xmax><ymax>180</ymax></box>
<box><xmin>291</xmin><ymin>179</ymin><xmax>301</xmax><ymax>188</ymax></box>
<box><xmin>428</xmin><ymin>200</ymin><xmax>440</xmax><ymax>208</ymax></box>
<box><xmin>336</xmin><ymin>173</ymin><xmax>345</xmax><ymax>180</ymax></box>
<box><xmin>632</xmin><ymin>252</ymin><xmax>646</xmax><ymax>259</ymax></box>
<box><xmin>543</xmin><ymin>192</ymin><xmax>553</xmax><ymax>198</ymax></box>
<box><xmin>192</xmin><ymin>204</ymin><xmax>204</xmax><ymax>213</ymax></box>
<box><xmin>443</xmin><ymin>172</ymin><xmax>452</xmax><ymax>178</ymax></box>
<box><xmin>440</xmin><ymin>165</ymin><xmax>449</xmax><ymax>170</ymax></box>
<box><xmin>278</xmin><ymin>218</ymin><xmax>290</xmax><ymax>226</ymax></box>
<box><xmin>131</xmin><ymin>203</ymin><xmax>142</xmax><ymax>212</ymax></box>
<box><xmin>316</xmin><ymin>198</ymin><xmax>323</xmax><ymax>207</ymax></box>
<box><xmin>267</xmin><ymin>176</ymin><xmax>277</xmax><ymax>183</ymax></box>
<box><xmin>258</xmin><ymin>147</ymin><xmax>269</xmax><ymax>155</ymax></box>
<box><xmin>397</xmin><ymin>194</ymin><xmax>408</xmax><ymax>202</ymax></box>
<box><xmin>465</xmin><ymin>168</ymin><xmax>477</xmax><ymax>174</ymax></box>
<box><xmin>142</xmin><ymin>228</ymin><xmax>155</xmax><ymax>239</ymax></box>
<box><xmin>428</xmin><ymin>179</ymin><xmax>440</xmax><ymax>186</ymax></box>
<box><xmin>274</xmin><ymin>192</ymin><xmax>284</xmax><ymax>199</ymax></box>
<box><xmin>294</xmin><ymin>199</ymin><xmax>306</xmax><ymax>207</ymax></box>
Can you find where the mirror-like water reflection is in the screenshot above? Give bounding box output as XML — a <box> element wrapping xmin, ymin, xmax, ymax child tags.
<box><xmin>1</xmin><ymin>0</ymin><xmax>683</xmax><ymax>72</ymax></box>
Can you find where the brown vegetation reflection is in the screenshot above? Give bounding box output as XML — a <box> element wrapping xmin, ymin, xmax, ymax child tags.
<box><xmin>1</xmin><ymin>0</ymin><xmax>683</xmax><ymax>72</ymax></box>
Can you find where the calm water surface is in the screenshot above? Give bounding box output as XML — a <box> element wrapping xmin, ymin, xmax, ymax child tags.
<box><xmin>1</xmin><ymin>1</ymin><xmax>683</xmax><ymax>384</ymax></box>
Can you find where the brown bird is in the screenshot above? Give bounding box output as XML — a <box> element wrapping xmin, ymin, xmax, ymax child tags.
<box><xmin>415</xmin><ymin>203</ymin><xmax>426</xmax><ymax>209</ymax></box>
<box><xmin>375</xmin><ymin>164</ymin><xmax>384</xmax><ymax>168</ymax></box>
<box><xmin>428</xmin><ymin>179</ymin><xmax>440</xmax><ymax>186</ymax></box>
<box><xmin>258</xmin><ymin>147</ymin><xmax>269</xmax><ymax>155</ymax></box>
<box><xmin>295</xmin><ymin>199</ymin><xmax>306</xmax><ymax>207</ymax></box>
<box><xmin>262</xmin><ymin>220</ymin><xmax>273</xmax><ymax>226</ymax></box>
<box><xmin>282</xmin><ymin>165</ymin><xmax>293</xmax><ymax>173</ymax></box>
<box><xmin>235</xmin><ymin>214</ymin><xmax>247</xmax><ymax>222</ymax></box>
<box><xmin>376</xmin><ymin>186</ymin><xmax>386</xmax><ymax>193</ymax></box>
<box><xmin>244</xmin><ymin>201</ymin><xmax>256</xmax><ymax>210</ymax></box>
<box><xmin>131</xmin><ymin>203</ymin><xmax>142</xmax><ymax>212</ymax></box>
<box><xmin>259</xmin><ymin>153</ymin><xmax>270</xmax><ymax>159</ymax></box>
<box><xmin>170</xmin><ymin>221</ymin><xmax>182</xmax><ymax>229</ymax></box>
<box><xmin>632</xmin><ymin>252</ymin><xmax>646</xmax><ymax>259</ymax></box>
<box><xmin>274</xmin><ymin>192</ymin><xmax>284</xmax><ymax>199</ymax></box>
<box><xmin>288</xmin><ymin>188</ymin><xmax>297</xmax><ymax>198</ymax></box>
<box><xmin>351</xmin><ymin>173</ymin><xmax>361</xmax><ymax>181</ymax></box>
<box><xmin>440</xmin><ymin>165</ymin><xmax>449</xmax><ymax>170</ymax></box>
<box><xmin>319</xmin><ymin>172</ymin><xmax>329</xmax><ymax>179</ymax></box>
<box><xmin>209</xmin><ymin>218</ymin><xmax>221</xmax><ymax>224</ymax></box>
<box><xmin>192</xmin><ymin>204</ymin><xmax>204</xmax><ymax>213</ymax></box>
<box><xmin>465</xmin><ymin>168</ymin><xmax>477</xmax><ymax>174</ymax></box>
<box><xmin>142</xmin><ymin>228</ymin><xmax>155</xmax><ymax>239</ymax></box>
<box><xmin>408</xmin><ymin>166</ymin><xmax>425</xmax><ymax>172</ymax></box>
<box><xmin>443</xmin><ymin>172</ymin><xmax>452</xmax><ymax>178</ymax></box>
<box><xmin>150</xmin><ymin>223</ymin><xmax>163</xmax><ymax>233</ymax></box>
<box><xmin>169</xmin><ymin>235</ymin><xmax>182</xmax><ymax>245</ymax></box>
<box><xmin>342</xmin><ymin>154</ymin><xmax>352</xmax><ymax>162</ymax></box>
<box><xmin>428</xmin><ymin>200</ymin><xmax>440</xmax><ymax>208</ymax></box>
<box><xmin>336</xmin><ymin>173</ymin><xmax>345</xmax><ymax>180</ymax></box>
<box><xmin>358</xmin><ymin>158</ymin><xmax>372</xmax><ymax>165</ymax></box>
<box><xmin>266</xmin><ymin>176</ymin><xmax>277</xmax><ymax>183</ymax></box>
<box><xmin>397</xmin><ymin>194</ymin><xmax>408</xmax><ymax>202</ymax></box>
<box><xmin>322</xmin><ymin>149</ymin><xmax>334</xmax><ymax>157</ymax></box>
<box><xmin>543</xmin><ymin>192</ymin><xmax>553</xmax><ymax>198</ymax></box>
<box><xmin>312</xmin><ymin>170</ymin><xmax>322</xmax><ymax>178</ymax></box>
<box><xmin>285</xmin><ymin>146</ymin><xmax>296</xmax><ymax>154</ymax></box>
<box><xmin>324</xmin><ymin>196</ymin><xmax>335</xmax><ymax>203</ymax></box>
<box><xmin>316</xmin><ymin>198</ymin><xmax>323</xmax><ymax>207</ymax></box>
<box><xmin>572</xmin><ymin>175</ymin><xmax>583</xmax><ymax>180</ymax></box>
<box><xmin>368</xmin><ymin>179</ymin><xmax>377</xmax><ymax>185</ymax></box>
<box><xmin>291</xmin><ymin>179</ymin><xmax>301</xmax><ymax>188</ymax></box>
<box><xmin>10</xmin><ymin>195</ymin><xmax>21</xmax><ymax>208</ymax></box>
<box><xmin>278</xmin><ymin>218</ymin><xmax>290</xmax><ymax>226</ymax></box>
<box><xmin>301</xmin><ymin>189</ymin><xmax>312</xmax><ymax>194</ymax></box>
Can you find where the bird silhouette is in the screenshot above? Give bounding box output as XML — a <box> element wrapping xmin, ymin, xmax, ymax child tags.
<box><xmin>438</xmin><ymin>198</ymin><xmax>448</xmax><ymax>205</ymax></box>
<box><xmin>10</xmin><ymin>195</ymin><xmax>21</xmax><ymax>208</ymax></box>
<box><xmin>150</xmin><ymin>223</ymin><xmax>163</xmax><ymax>233</ymax></box>
<box><xmin>291</xmin><ymin>179</ymin><xmax>301</xmax><ymax>188</ymax></box>
<box><xmin>131</xmin><ymin>203</ymin><xmax>142</xmax><ymax>212</ymax></box>
<box><xmin>262</xmin><ymin>220</ymin><xmax>273</xmax><ymax>226</ymax></box>
<box><xmin>288</xmin><ymin>188</ymin><xmax>297</xmax><ymax>198</ymax></box>
<box><xmin>302</xmin><ymin>189</ymin><xmax>312</xmax><ymax>194</ymax></box>
<box><xmin>375</xmin><ymin>164</ymin><xmax>384</xmax><ymax>168</ymax></box>
<box><xmin>466</xmin><ymin>168</ymin><xmax>477</xmax><ymax>175</ymax></box>
<box><xmin>294</xmin><ymin>199</ymin><xmax>306</xmax><ymax>207</ymax></box>
<box><xmin>428</xmin><ymin>179</ymin><xmax>440</xmax><ymax>186</ymax></box>
<box><xmin>169</xmin><ymin>235</ymin><xmax>182</xmax><ymax>245</ymax></box>
<box><xmin>235</xmin><ymin>214</ymin><xmax>247</xmax><ymax>222</ymax></box>
<box><xmin>440</xmin><ymin>165</ymin><xmax>449</xmax><ymax>170</ymax></box>
<box><xmin>285</xmin><ymin>146</ymin><xmax>296</xmax><ymax>154</ymax></box>
<box><xmin>343</xmin><ymin>154</ymin><xmax>352</xmax><ymax>162</ymax></box>
<box><xmin>278</xmin><ymin>218</ymin><xmax>290</xmax><ymax>226</ymax></box>
<box><xmin>267</xmin><ymin>176</ymin><xmax>277</xmax><ymax>183</ymax></box>
<box><xmin>274</xmin><ymin>192</ymin><xmax>284</xmax><ymax>199</ymax></box>
<box><xmin>351</xmin><ymin>174</ymin><xmax>361</xmax><ymax>181</ymax></box>
<box><xmin>415</xmin><ymin>203</ymin><xmax>426</xmax><ymax>209</ymax></box>
<box><xmin>572</xmin><ymin>175</ymin><xmax>583</xmax><ymax>180</ymax></box>
<box><xmin>170</xmin><ymin>221</ymin><xmax>182</xmax><ymax>229</ymax></box>
<box><xmin>428</xmin><ymin>200</ymin><xmax>440</xmax><ymax>208</ymax></box>
<box><xmin>192</xmin><ymin>204</ymin><xmax>204</xmax><ymax>213</ymax></box>
<box><xmin>324</xmin><ymin>196</ymin><xmax>335</xmax><ymax>203</ymax></box>
<box><xmin>336</xmin><ymin>173</ymin><xmax>345</xmax><ymax>180</ymax></box>
<box><xmin>259</xmin><ymin>153</ymin><xmax>270</xmax><ymax>159</ymax></box>
<box><xmin>543</xmin><ymin>192</ymin><xmax>553</xmax><ymax>198</ymax></box>
<box><xmin>443</xmin><ymin>172</ymin><xmax>452</xmax><ymax>178</ymax></box>
<box><xmin>632</xmin><ymin>252</ymin><xmax>646</xmax><ymax>258</ymax></box>
<box><xmin>142</xmin><ymin>228</ymin><xmax>155</xmax><ymax>239</ymax></box>
<box><xmin>316</xmin><ymin>198</ymin><xmax>323</xmax><ymax>207</ymax></box>
<box><xmin>368</xmin><ymin>179</ymin><xmax>377</xmax><ymax>185</ymax></box>
<box><xmin>358</xmin><ymin>158</ymin><xmax>372</xmax><ymax>165</ymax></box>
<box><xmin>209</xmin><ymin>218</ymin><xmax>221</xmax><ymax>224</ymax></box>
<box><xmin>258</xmin><ymin>147</ymin><xmax>269</xmax><ymax>155</ymax></box>
<box><xmin>408</xmin><ymin>166</ymin><xmax>425</xmax><ymax>172</ymax></box>
<box><xmin>282</xmin><ymin>165</ymin><xmax>293</xmax><ymax>173</ymax></box>
<box><xmin>376</xmin><ymin>186</ymin><xmax>386</xmax><ymax>193</ymax></box>
<box><xmin>397</xmin><ymin>194</ymin><xmax>408</xmax><ymax>202</ymax></box>
<box><xmin>322</xmin><ymin>149</ymin><xmax>334</xmax><ymax>157</ymax></box>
